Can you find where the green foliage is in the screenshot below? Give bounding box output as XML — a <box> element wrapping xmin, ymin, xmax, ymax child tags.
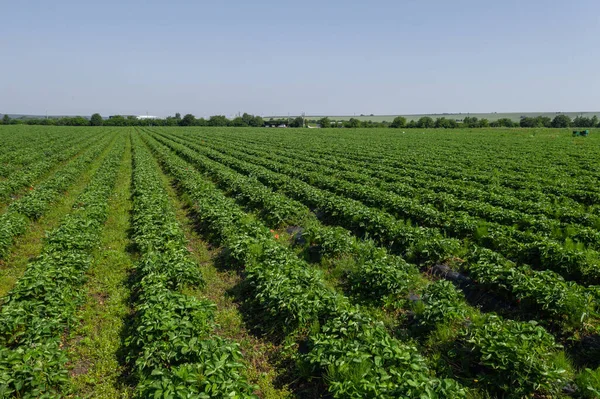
<box><xmin>303</xmin><ymin>309</ymin><xmax>467</xmax><ymax>398</ymax></box>
<box><xmin>0</xmin><ymin>139</ymin><xmax>124</xmax><ymax>397</ymax></box>
<box><xmin>573</xmin><ymin>115</ymin><xmax>595</xmax><ymax>128</ymax></box>
<box><xmin>0</xmin><ymin>133</ymin><xmax>111</xmax><ymax>259</ymax></box>
<box><xmin>465</xmin><ymin>246</ymin><xmax>595</xmax><ymax>328</ymax></box>
<box><xmin>208</xmin><ymin>115</ymin><xmax>229</xmax><ymax>126</ymax></box>
<box><xmin>575</xmin><ymin>367</ymin><xmax>600</xmax><ymax>398</ymax></box>
<box><xmin>5</xmin><ymin>125</ymin><xmax>600</xmax><ymax>397</ymax></box>
<box><xmin>90</xmin><ymin>113</ymin><xmax>103</xmax><ymax>126</ymax></box>
<box><xmin>149</xmin><ymin>126</ymin><xmax>600</xmax><ymax>397</ymax></box>
<box><xmin>142</xmin><ymin>131</ymin><xmax>462</xmax><ymax>398</ymax></box>
<box><xmin>318</xmin><ymin>116</ymin><xmax>331</xmax><ymax>128</ymax></box>
<box><xmin>489</xmin><ymin>117</ymin><xmax>516</xmax><ymax>127</ymax></box>
<box><xmin>343</xmin><ymin>118</ymin><xmax>361</xmax><ymax>128</ymax></box>
<box><xmin>289</xmin><ymin>116</ymin><xmax>305</xmax><ymax>128</ymax></box>
<box><xmin>179</xmin><ymin>113</ymin><xmax>196</xmax><ymax>126</ymax></box>
<box><xmin>390</xmin><ymin>116</ymin><xmax>407</xmax><ymax>128</ymax></box>
<box><xmin>127</xmin><ymin>136</ymin><xmax>257</xmax><ymax>397</ymax></box>
<box><xmin>434</xmin><ymin>117</ymin><xmax>457</xmax><ymax>128</ymax></box>
<box><xmin>249</xmin><ymin>114</ymin><xmax>263</xmax><ymax>127</ymax></box>
<box><xmin>416</xmin><ymin>116</ymin><xmax>435</xmax><ymax>128</ymax></box>
<box><xmin>462</xmin><ymin>116</ymin><xmax>480</xmax><ymax>128</ymax></box>
<box><xmin>552</xmin><ymin>114</ymin><xmax>572</xmax><ymax>128</ymax></box>
<box><xmin>521</xmin><ymin>115</ymin><xmax>551</xmax><ymax>127</ymax></box>
<box><xmin>456</xmin><ymin>316</ymin><xmax>567</xmax><ymax>398</ymax></box>
<box><xmin>412</xmin><ymin>280</ymin><xmax>469</xmax><ymax>331</ymax></box>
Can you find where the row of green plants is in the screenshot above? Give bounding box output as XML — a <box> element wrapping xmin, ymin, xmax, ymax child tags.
<box><xmin>201</xmin><ymin>134</ymin><xmax>600</xmax><ymax>239</ymax></box>
<box><xmin>149</xmin><ymin>130</ymin><xmax>598</xmax><ymax>333</ymax></box>
<box><xmin>141</xmin><ymin>131</ymin><xmax>468</xmax><ymax>398</ymax></box>
<box><xmin>201</xmin><ymin>127</ymin><xmax>600</xmax><ymax>208</ymax></box>
<box><xmin>153</xmin><ymin>130</ymin><xmax>597</xmax><ymax>326</ymax></box>
<box><xmin>0</xmin><ymin>127</ymin><xmax>94</xmax><ymax>175</ymax></box>
<box><xmin>181</xmin><ymin>134</ymin><xmax>600</xmax><ymax>286</ymax></box>
<box><xmin>0</xmin><ymin>133</ymin><xmax>115</xmax><ymax>259</ymax></box>
<box><xmin>341</xmin><ymin>138</ymin><xmax>600</xmax><ymax>207</ymax></box>
<box><xmin>0</xmin><ymin>133</ymin><xmax>98</xmax><ymax>198</ymax></box>
<box><xmin>253</xmin><ymin>152</ymin><xmax>599</xmax><ymax>284</ymax></box>
<box><xmin>145</xmin><ymin>130</ymin><xmax>600</xmax><ymax>397</ymax></box>
<box><xmin>126</xmin><ymin>134</ymin><xmax>258</xmax><ymax>398</ymax></box>
<box><xmin>0</xmin><ymin>137</ymin><xmax>124</xmax><ymax>398</ymax></box>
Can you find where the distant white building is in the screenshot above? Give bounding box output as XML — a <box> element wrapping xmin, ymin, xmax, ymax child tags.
<box><xmin>136</xmin><ymin>115</ymin><xmax>160</xmax><ymax>120</ymax></box>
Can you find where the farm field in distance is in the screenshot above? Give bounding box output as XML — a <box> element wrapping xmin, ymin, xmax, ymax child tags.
<box><xmin>1</xmin><ymin>125</ymin><xmax>600</xmax><ymax>398</ymax></box>
<box><xmin>265</xmin><ymin>111</ymin><xmax>600</xmax><ymax>123</ymax></box>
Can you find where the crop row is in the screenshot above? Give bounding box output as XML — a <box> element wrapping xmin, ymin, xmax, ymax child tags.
<box><xmin>198</xmin><ymin>130</ymin><xmax>599</xmax><ymax>222</ymax></box>
<box><xmin>148</xmin><ymin>130</ymin><xmax>597</xmax><ymax>331</ymax></box>
<box><xmin>0</xmin><ymin>128</ymin><xmax>95</xmax><ymax>177</ymax></box>
<box><xmin>170</xmin><ymin>132</ymin><xmax>600</xmax><ymax>286</ymax></box>
<box><xmin>0</xmin><ymin>137</ymin><xmax>124</xmax><ymax>398</ymax></box>
<box><xmin>206</xmin><ymin>128</ymin><xmax>600</xmax><ymax>206</ymax></box>
<box><xmin>140</xmin><ymin>131</ymin><xmax>468</xmax><ymax>398</ymax></box>
<box><xmin>0</xmin><ymin>133</ymin><xmax>100</xmax><ymax>200</ymax></box>
<box><xmin>125</xmin><ymin>134</ymin><xmax>257</xmax><ymax>397</ymax></box>
<box><xmin>0</xmin><ymin>133</ymin><xmax>115</xmax><ymax>260</ymax></box>
<box><xmin>143</xmin><ymin>131</ymin><xmax>586</xmax><ymax>397</ymax></box>
<box><xmin>198</xmin><ymin>132</ymin><xmax>600</xmax><ymax>238</ymax></box>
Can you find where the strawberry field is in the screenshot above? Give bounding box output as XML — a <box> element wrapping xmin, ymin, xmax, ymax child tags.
<box><xmin>0</xmin><ymin>125</ymin><xmax>599</xmax><ymax>398</ymax></box>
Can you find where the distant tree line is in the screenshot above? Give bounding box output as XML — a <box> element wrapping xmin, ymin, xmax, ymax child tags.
<box><xmin>311</xmin><ymin>114</ymin><xmax>600</xmax><ymax>129</ymax></box>
<box><xmin>383</xmin><ymin>115</ymin><xmax>600</xmax><ymax>129</ymax></box>
<box><xmin>0</xmin><ymin>112</ymin><xmax>265</xmax><ymax>127</ymax></box>
<box><xmin>1</xmin><ymin>112</ymin><xmax>599</xmax><ymax>129</ymax></box>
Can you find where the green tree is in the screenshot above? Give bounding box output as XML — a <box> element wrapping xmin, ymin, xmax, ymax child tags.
<box><xmin>479</xmin><ymin>118</ymin><xmax>489</xmax><ymax>128</ymax></box>
<box><xmin>175</xmin><ymin>112</ymin><xmax>181</xmax><ymax>121</ymax></box>
<box><xmin>57</xmin><ymin>116</ymin><xmax>89</xmax><ymax>126</ymax></box>
<box><xmin>208</xmin><ymin>115</ymin><xmax>229</xmax><ymax>126</ymax></box>
<box><xmin>318</xmin><ymin>117</ymin><xmax>331</xmax><ymax>128</ymax></box>
<box><xmin>573</xmin><ymin>115</ymin><xmax>593</xmax><ymax>127</ymax></box>
<box><xmin>551</xmin><ymin>114</ymin><xmax>571</xmax><ymax>128</ymax></box>
<box><xmin>416</xmin><ymin>116</ymin><xmax>435</xmax><ymax>128</ymax></box>
<box><xmin>289</xmin><ymin>116</ymin><xmax>305</xmax><ymax>128</ymax></box>
<box><xmin>434</xmin><ymin>117</ymin><xmax>451</xmax><ymax>128</ymax></box>
<box><xmin>250</xmin><ymin>115</ymin><xmax>264</xmax><ymax>127</ymax></box>
<box><xmin>591</xmin><ymin>115</ymin><xmax>599</xmax><ymax>127</ymax></box>
<box><xmin>2</xmin><ymin>114</ymin><xmax>10</xmax><ymax>125</ymax></box>
<box><xmin>390</xmin><ymin>116</ymin><xmax>407</xmax><ymax>128</ymax></box>
<box><xmin>105</xmin><ymin>115</ymin><xmax>127</xmax><ymax>126</ymax></box>
<box><xmin>436</xmin><ymin>117</ymin><xmax>458</xmax><ymax>128</ymax></box>
<box><xmin>407</xmin><ymin>120</ymin><xmax>417</xmax><ymax>128</ymax></box>
<box><xmin>520</xmin><ymin>117</ymin><xmax>536</xmax><ymax>128</ymax></box>
<box><xmin>90</xmin><ymin>113</ymin><xmax>103</xmax><ymax>126</ymax></box>
<box><xmin>164</xmin><ymin>116</ymin><xmax>179</xmax><ymax>126</ymax></box>
<box><xmin>40</xmin><ymin>118</ymin><xmax>56</xmax><ymax>126</ymax></box>
<box><xmin>179</xmin><ymin>113</ymin><xmax>196</xmax><ymax>126</ymax></box>
<box><xmin>536</xmin><ymin>116</ymin><xmax>551</xmax><ymax>127</ymax></box>
<box><xmin>231</xmin><ymin>116</ymin><xmax>245</xmax><ymax>127</ymax></box>
<box><xmin>496</xmin><ymin>118</ymin><xmax>515</xmax><ymax>127</ymax></box>
<box><xmin>126</xmin><ymin>116</ymin><xmax>139</xmax><ymax>126</ymax></box>
<box><xmin>241</xmin><ymin>113</ymin><xmax>253</xmax><ymax>126</ymax></box>
<box><xmin>344</xmin><ymin>118</ymin><xmax>361</xmax><ymax>128</ymax></box>
<box><xmin>463</xmin><ymin>116</ymin><xmax>480</xmax><ymax>128</ymax></box>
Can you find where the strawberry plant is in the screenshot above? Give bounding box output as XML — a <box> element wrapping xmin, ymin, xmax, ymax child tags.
<box><xmin>0</xmin><ymin>137</ymin><xmax>124</xmax><ymax>397</ymax></box>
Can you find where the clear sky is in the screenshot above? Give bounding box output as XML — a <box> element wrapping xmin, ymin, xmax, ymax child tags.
<box><xmin>1</xmin><ymin>0</ymin><xmax>599</xmax><ymax>117</ymax></box>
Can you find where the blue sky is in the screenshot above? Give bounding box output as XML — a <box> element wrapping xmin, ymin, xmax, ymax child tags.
<box><xmin>1</xmin><ymin>0</ymin><xmax>599</xmax><ymax>117</ymax></box>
